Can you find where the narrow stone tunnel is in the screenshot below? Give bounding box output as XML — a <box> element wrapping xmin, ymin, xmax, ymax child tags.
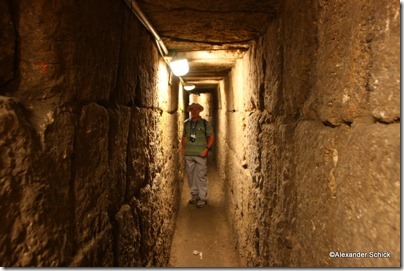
<box><xmin>0</xmin><ymin>0</ymin><xmax>400</xmax><ymax>267</ymax></box>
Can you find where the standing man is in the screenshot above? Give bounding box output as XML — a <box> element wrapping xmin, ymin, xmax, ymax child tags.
<box><xmin>180</xmin><ymin>103</ymin><xmax>214</xmax><ymax>208</ymax></box>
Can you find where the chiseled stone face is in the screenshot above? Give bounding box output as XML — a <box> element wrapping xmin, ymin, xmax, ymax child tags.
<box><xmin>214</xmin><ymin>0</ymin><xmax>400</xmax><ymax>267</ymax></box>
<box><xmin>0</xmin><ymin>0</ymin><xmax>182</xmax><ymax>267</ymax></box>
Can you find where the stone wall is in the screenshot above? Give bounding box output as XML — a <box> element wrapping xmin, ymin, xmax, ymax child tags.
<box><xmin>215</xmin><ymin>0</ymin><xmax>400</xmax><ymax>267</ymax></box>
<box><xmin>0</xmin><ymin>0</ymin><xmax>183</xmax><ymax>267</ymax></box>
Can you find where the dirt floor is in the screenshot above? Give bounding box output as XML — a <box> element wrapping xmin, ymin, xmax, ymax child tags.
<box><xmin>168</xmin><ymin>160</ymin><xmax>240</xmax><ymax>267</ymax></box>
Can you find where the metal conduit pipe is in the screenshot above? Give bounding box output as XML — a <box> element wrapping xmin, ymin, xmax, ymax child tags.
<box><xmin>122</xmin><ymin>0</ymin><xmax>189</xmax><ymax>88</ymax></box>
<box><xmin>122</xmin><ymin>0</ymin><xmax>169</xmax><ymax>56</ymax></box>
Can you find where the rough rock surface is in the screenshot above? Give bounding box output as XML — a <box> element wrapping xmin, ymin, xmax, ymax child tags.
<box><xmin>0</xmin><ymin>0</ymin><xmax>183</xmax><ymax>267</ymax></box>
<box><xmin>214</xmin><ymin>0</ymin><xmax>400</xmax><ymax>267</ymax></box>
<box><xmin>136</xmin><ymin>0</ymin><xmax>280</xmax><ymax>51</ymax></box>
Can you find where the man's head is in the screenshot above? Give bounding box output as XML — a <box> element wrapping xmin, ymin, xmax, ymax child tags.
<box><xmin>187</xmin><ymin>103</ymin><xmax>204</xmax><ymax>117</ymax></box>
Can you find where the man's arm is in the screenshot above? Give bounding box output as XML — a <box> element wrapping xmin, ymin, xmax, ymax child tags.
<box><xmin>201</xmin><ymin>135</ymin><xmax>214</xmax><ymax>157</ymax></box>
<box><xmin>206</xmin><ymin>135</ymin><xmax>214</xmax><ymax>150</ymax></box>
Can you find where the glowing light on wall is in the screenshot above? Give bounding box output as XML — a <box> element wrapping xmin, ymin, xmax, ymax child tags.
<box><xmin>157</xmin><ymin>60</ymin><xmax>169</xmax><ymax>108</ymax></box>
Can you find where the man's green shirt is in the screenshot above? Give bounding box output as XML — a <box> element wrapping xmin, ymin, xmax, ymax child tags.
<box><xmin>183</xmin><ymin>117</ymin><xmax>213</xmax><ymax>156</ymax></box>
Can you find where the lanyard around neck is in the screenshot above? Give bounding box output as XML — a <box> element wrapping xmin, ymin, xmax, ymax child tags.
<box><xmin>190</xmin><ymin>118</ymin><xmax>199</xmax><ymax>134</ymax></box>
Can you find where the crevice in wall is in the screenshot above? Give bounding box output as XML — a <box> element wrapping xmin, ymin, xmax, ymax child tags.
<box><xmin>375</xmin><ymin>117</ymin><xmax>401</xmax><ymax>125</ymax></box>
<box><xmin>95</xmin><ymin>100</ymin><xmax>110</xmax><ymax>109</ymax></box>
<box><xmin>134</xmin><ymin>74</ymin><xmax>142</xmax><ymax>107</ymax></box>
<box><xmin>342</xmin><ymin>120</ymin><xmax>352</xmax><ymax>127</ymax></box>
<box><xmin>110</xmin><ymin>214</ymin><xmax>118</xmax><ymax>266</ymax></box>
<box><xmin>321</xmin><ymin>120</ymin><xmax>339</xmax><ymax>128</ymax></box>
<box><xmin>110</xmin><ymin>7</ymin><xmax>125</xmax><ymax>107</ymax></box>
<box><xmin>134</xmin><ymin>202</ymin><xmax>146</xmax><ymax>266</ymax></box>
<box><xmin>68</xmin><ymin>108</ymin><xmax>79</xmax><ymax>264</ymax></box>
<box><xmin>124</xmin><ymin>108</ymin><xmax>134</xmax><ymax>202</ymax></box>
<box><xmin>259</xmin><ymin>83</ymin><xmax>265</xmax><ymax>111</ymax></box>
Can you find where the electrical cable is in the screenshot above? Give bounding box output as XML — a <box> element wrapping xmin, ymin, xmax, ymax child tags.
<box><xmin>160</xmin><ymin>35</ymin><xmax>256</xmax><ymax>45</ymax></box>
<box><xmin>123</xmin><ymin>0</ymin><xmax>168</xmax><ymax>55</ymax></box>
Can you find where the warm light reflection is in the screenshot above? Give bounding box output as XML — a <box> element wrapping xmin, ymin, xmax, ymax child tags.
<box><xmin>192</xmin><ymin>51</ymin><xmax>218</xmax><ymax>60</ymax></box>
<box><xmin>157</xmin><ymin>60</ymin><xmax>169</xmax><ymax>108</ymax></box>
<box><xmin>234</xmin><ymin>58</ymin><xmax>244</xmax><ymax>109</ymax></box>
<box><xmin>179</xmin><ymin>83</ymin><xmax>184</xmax><ymax>112</ymax></box>
<box><xmin>189</xmin><ymin>93</ymin><xmax>199</xmax><ymax>104</ymax></box>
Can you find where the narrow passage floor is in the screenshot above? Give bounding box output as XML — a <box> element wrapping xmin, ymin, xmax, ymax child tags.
<box><xmin>169</xmin><ymin>160</ymin><xmax>240</xmax><ymax>267</ymax></box>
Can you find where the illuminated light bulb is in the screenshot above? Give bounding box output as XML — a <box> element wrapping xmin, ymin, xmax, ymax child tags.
<box><xmin>184</xmin><ymin>84</ymin><xmax>195</xmax><ymax>91</ymax></box>
<box><xmin>169</xmin><ymin>59</ymin><xmax>189</xmax><ymax>76</ymax></box>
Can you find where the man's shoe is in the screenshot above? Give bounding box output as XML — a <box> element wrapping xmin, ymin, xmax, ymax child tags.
<box><xmin>196</xmin><ymin>199</ymin><xmax>207</xmax><ymax>208</ymax></box>
<box><xmin>188</xmin><ymin>194</ymin><xmax>200</xmax><ymax>204</ymax></box>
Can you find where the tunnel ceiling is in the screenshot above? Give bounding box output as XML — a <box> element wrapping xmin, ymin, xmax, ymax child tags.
<box><xmin>136</xmin><ymin>0</ymin><xmax>280</xmax><ymax>91</ymax></box>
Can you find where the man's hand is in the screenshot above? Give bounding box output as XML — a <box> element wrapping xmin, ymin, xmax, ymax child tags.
<box><xmin>201</xmin><ymin>148</ymin><xmax>208</xmax><ymax>157</ymax></box>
